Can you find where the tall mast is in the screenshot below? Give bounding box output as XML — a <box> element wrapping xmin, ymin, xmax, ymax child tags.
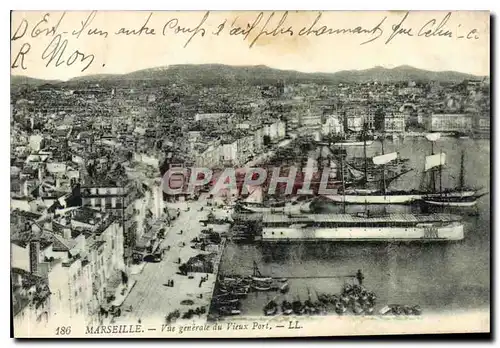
<box><xmin>439</xmin><ymin>152</ymin><xmax>443</xmax><ymax>197</ymax></box>
<box><xmin>341</xmin><ymin>146</ymin><xmax>346</xmax><ymax>214</ymax></box>
<box><xmin>459</xmin><ymin>150</ymin><xmax>465</xmax><ymax>191</ymax></box>
<box><xmin>430</xmin><ymin>140</ymin><xmax>436</xmax><ymax>193</ymax></box>
<box><xmin>363</xmin><ymin>123</ymin><xmax>368</xmax><ymax>184</ymax></box>
<box><xmin>381</xmin><ymin>138</ymin><xmax>387</xmax><ymax>195</ymax></box>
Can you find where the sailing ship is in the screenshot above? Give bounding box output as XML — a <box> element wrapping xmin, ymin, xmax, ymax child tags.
<box><xmin>422</xmin><ymin>150</ymin><xmax>486</xmax><ymax>207</ymax></box>
<box><xmin>349</xmin><ymin>156</ymin><xmax>411</xmax><ymax>180</ymax></box>
<box><xmin>249</xmin><ymin>261</ymin><xmax>275</xmax><ymax>291</ymax></box>
<box><xmin>325</xmin><ymin>134</ymin><xmax>479</xmax><ymax>205</ymax></box>
<box><xmin>251</xmin><ymin>261</ymin><xmax>272</xmax><ymax>282</ymax></box>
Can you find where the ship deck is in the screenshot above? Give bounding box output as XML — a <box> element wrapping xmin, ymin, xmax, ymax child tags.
<box><xmin>262</xmin><ymin>213</ymin><xmax>462</xmax><ymax>224</ymax></box>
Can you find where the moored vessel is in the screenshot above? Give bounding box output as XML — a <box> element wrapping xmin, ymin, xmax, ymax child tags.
<box><xmin>236</xmin><ymin>187</ymin><xmax>313</xmax><ymax>214</ymax></box>
<box><xmin>325</xmin><ymin>189</ymin><xmax>478</xmax><ymax>205</ymax></box>
<box><xmin>260</xmin><ymin>212</ymin><xmax>464</xmax><ymax>242</ymax></box>
<box><xmin>422</xmin><ymin>196</ymin><xmax>481</xmax><ymax>207</ymax></box>
<box><xmin>334</xmin><ymin>140</ymin><xmax>374</xmax><ymax>147</ymax></box>
<box><xmin>421</xmin><ymin>150</ymin><xmax>486</xmax><ymax>208</ymax></box>
<box><xmin>263</xmin><ymin>300</ymin><xmax>278</xmax><ymax>316</ymax></box>
<box><xmin>326</xmin><ymin>134</ymin><xmax>480</xmax><ymax>205</ymax></box>
<box><xmin>281</xmin><ymin>300</ymin><xmax>293</xmax><ymax>315</ymax></box>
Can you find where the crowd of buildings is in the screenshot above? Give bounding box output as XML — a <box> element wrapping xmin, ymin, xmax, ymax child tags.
<box><xmin>10</xmin><ymin>74</ymin><xmax>490</xmax><ymax>332</ymax></box>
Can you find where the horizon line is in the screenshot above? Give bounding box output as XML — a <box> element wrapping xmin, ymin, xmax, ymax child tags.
<box><xmin>11</xmin><ymin>63</ymin><xmax>489</xmax><ymax>83</ymax></box>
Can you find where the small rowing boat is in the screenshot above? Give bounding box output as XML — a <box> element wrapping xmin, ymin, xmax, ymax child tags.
<box><xmin>263</xmin><ymin>300</ymin><xmax>278</xmax><ymax>316</ymax></box>
<box><xmin>281</xmin><ymin>300</ymin><xmax>293</xmax><ymax>315</ymax></box>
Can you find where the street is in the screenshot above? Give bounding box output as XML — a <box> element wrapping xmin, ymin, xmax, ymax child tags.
<box><xmin>116</xmin><ymin>199</ymin><xmax>221</xmax><ymax>325</ymax></box>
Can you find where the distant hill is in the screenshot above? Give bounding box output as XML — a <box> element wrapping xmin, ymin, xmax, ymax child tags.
<box><xmin>326</xmin><ymin>65</ymin><xmax>484</xmax><ymax>83</ymax></box>
<box><xmin>11</xmin><ymin>64</ymin><xmax>486</xmax><ymax>87</ymax></box>
<box><xmin>10</xmin><ymin>75</ymin><xmax>61</xmax><ymax>86</ymax></box>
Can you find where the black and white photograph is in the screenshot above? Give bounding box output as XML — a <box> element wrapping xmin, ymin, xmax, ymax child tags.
<box><xmin>10</xmin><ymin>10</ymin><xmax>490</xmax><ymax>338</ymax></box>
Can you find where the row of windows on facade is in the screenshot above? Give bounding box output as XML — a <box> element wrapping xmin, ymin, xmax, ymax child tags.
<box><xmin>72</xmin><ymin>255</ymin><xmax>105</xmax><ymax>282</ymax></box>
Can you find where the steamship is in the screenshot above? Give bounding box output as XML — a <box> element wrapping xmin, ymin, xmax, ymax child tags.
<box><xmin>259</xmin><ymin>212</ymin><xmax>464</xmax><ymax>242</ymax></box>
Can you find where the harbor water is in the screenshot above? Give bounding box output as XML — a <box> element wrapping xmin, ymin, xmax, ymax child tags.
<box><xmin>219</xmin><ymin>137</ymin><xmax>491</xmax><ymax>315</ymax></box>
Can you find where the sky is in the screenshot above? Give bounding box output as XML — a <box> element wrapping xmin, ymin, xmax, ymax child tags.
<box><xmin>10</xmin><ymin>10</ymin><xmax>490</xmax><ymax>81</ymax></box>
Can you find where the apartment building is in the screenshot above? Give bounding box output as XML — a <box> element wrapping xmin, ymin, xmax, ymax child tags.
<box><xmin>426</xmin><ymin>113</ymin><xmax>473</xmax><ymax>133</ymax></box>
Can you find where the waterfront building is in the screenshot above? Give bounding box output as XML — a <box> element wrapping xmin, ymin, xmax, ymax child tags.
<box><xmin>196</xmin><ymin>141</ymin><xmax>222</xmax><ymax>168</ymax></box>
<box><xmin>80</xmin><ymin>183</ymin><xmax>142</xmax><ymax>265</ymax></box>
<box><xmin>322</xmin><ymin>115</ymin><xmax>344</xmax><ymax>135</ymax></box>
<box><xmin>475</xmin><ymin>113</ymin><xmax>490</xmax><ymax>135</ymax></box>
<box><xmin>236</xmin><ymin>135</ymin><xmax>255</xmax><ymax>164</ymax></box>
<box><xmin>253</xmin><ymin>127</ymin><xmax>265</xmax><ymax>154</ymax></box>
<box><xmin>299</xmin><ymin>110</ymin><xmax>322</xmax><ymax>129</ymax></box>
<box><xmin>426</xmin><ymin>113</ymin><xmax>473</xmax><ymax>133</ymax></box>
<box><xmin>263</xmin><ymin>121</ymin><xmax>286</xmax><ymax>143</ymax></box>
<box><xmin>221</xmin><ymin>141</ymin><xmax>238</xmax><ymax>165</ymax></box>
<box><xmin>383</xmin><ymin>112</ymin><xmax>406</xmax><ymax>133</ymax></box>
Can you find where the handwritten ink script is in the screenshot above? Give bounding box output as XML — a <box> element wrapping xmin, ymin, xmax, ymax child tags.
<box><xmin>11</xmin><ymin>11</ymin><xmax>482</xmax><ymax>73</ymax></box>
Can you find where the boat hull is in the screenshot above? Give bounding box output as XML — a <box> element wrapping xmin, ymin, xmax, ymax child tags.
<box><xmin>240</xmin><ymin>201</ymin><xmax>312</xmax><ymax>214</ymax></box>
<box><xmin>326</xmin><ymin>194</ymin><xmax>421</xmax><ymax>204</ymax></box>
<box><xmin>423</xmin><ymin>199</ymin><xmax>477</xmax><ymax>207</ymax></box>
<box><xmin>261</xmin><ymin>222</ymin><xmax>464</xmax><ymax>242</ymax></box>
<box><xmin>325</xmin><ymin>190</ymin><xmax>477</xmax><ymax>205</ymax></box>
<box><xmin>334</xmin><ymin>141</ymin><xmax>374</xmax><ymax>146</ymax></box>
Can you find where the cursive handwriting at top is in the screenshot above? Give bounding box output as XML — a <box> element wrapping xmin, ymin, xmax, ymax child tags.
<box><xmin>42</xmin><ymin>34</ymin><xmax>95</xmax><ymax>72</ymax></box>
<box><xmin>385</xmin><ymin>11</ymin><xmax>480</xmax><ymax>44</ymax></box>
<box><xmin>10</xmin><ymin>10</ymin><xmax>482</xmax><ymax>73</ymax></box>
<box><xmin>162</xmin><ymin>11</ymin><xmax>209</xmax><ymax>48</ymax></box>
<box><xmin>225</xmin><ymin>11</ymin><xmax>386</xmax><ymax>48</ymax></box>
<box><xmin>73</xmin><ymin>11</ymin><xmax>109</xmax><ymax>39</ymax></box>
<box><xmin>417</xmin><ymin>12</ymin><xmax>479</xmax><ymax>40</ymax></box>
<box><xmin>31</xmin><ymin>12</ymin><xmax>67</xmax><ymax>38</ymax></box>
<box><xmin>116</xmin><ymin>12</ymin><xmax>156</xmax><ymax>36</ymax></box>
<box><xmin>296</xmin><ymin>12</ymin><xmax>386</xmax><ymax>45</ymax></box>
<box><xmin>11</xmin><ymin>12</ymin><xmax>96</xmax><ymax>72</ymax></box>
<box><xmin>385</xmin><ymin>12</ymin><xmax>413</xmax><ymax>44</ymax></box>
<box><xmin>248</xmin><ymin>12</ymin><xmax>294</xmax><ymax>49</ymax></box>
<box><xmin>11</xmin><ymin>12</ymin><xmax>67</xmax><ymax>40</ymax></box>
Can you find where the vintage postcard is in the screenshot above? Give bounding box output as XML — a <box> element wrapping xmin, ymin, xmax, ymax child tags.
<box><xmin>10</xmin><ymin>10</ymin><xmax>490</xmax><ymax>338</ymax></box>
